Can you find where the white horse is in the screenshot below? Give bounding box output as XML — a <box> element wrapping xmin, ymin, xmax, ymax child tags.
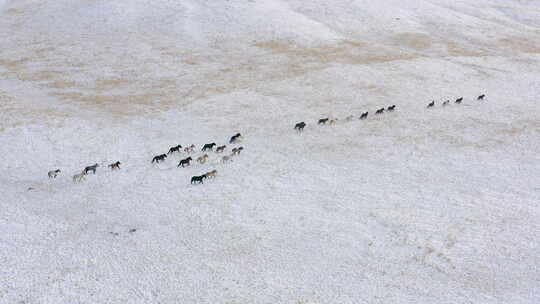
<box><xmin>72</xmin><ymin>171</ymin><xmax>86</xmax><ymax>183</ymax></box>
<box><xmin>184</xmin><ymin>144</ymin><xmax>195</xmax><ymax>153</ymax></box>
<box><xmin>197</xmin><ymin>154</ymin><xmax>209</xmax><ymax>164</ymax></box>
<box><xmin>222</xmin><ymin>155</ymin><xmax>233</xmax><ymax>163</ymax></box>
<box><xmin>48</xmin><ymin>169</ymin><xmax>61</xmax><ymax>178</ymax></box>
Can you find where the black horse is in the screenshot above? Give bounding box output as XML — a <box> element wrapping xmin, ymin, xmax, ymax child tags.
<box><xmin>442</xmin><ymin>100</ymin><xmax>450</xmax><ymax>106</ymax></box>
<box><xmin>477</xmin><ymin>94</ymin><xmax>485</xmax><ymax>100</ymax></box>
<box><xmin>191</xmin><ymin>175</ymin><xmax>206</xmax><ymax>184</ymax></box>
<box><xmin>84</xmin><ymin>163</ymin><xmax>99</xmax><ymax>174</ymax></box>
<box><xmin>168</xmin><ymin>145</ymin><xmax>182</xmax><ymax>154</ymax></box>
<box><xmin>375</xmin><ymin>108</ymin><xmax>385</xmax><ymax>114</ymax></box>
<box><xmin>178</xmin><ymin>157</ymin><xmax>193</xmax><ymax>167</ymax></box>
<box><xmin>455</xmin><ymin>97</ymin><xmax>463</xmax><ymax>104</ymax></box>
<box><xmin>427</xmin><ymin>101</ymin><xmax>435</xmax><ymax>108</ymax></box>
<box><xmin>318</xmin><ymin>118</ymin><xmax>329</xmax><ymax>125</ymax></box>
<box><xmin>360</xmin><ymin>112</ymin><xmax>368</xmax><ymax>119</ymax></box>
<box><xmin>152</xmin><ymin>154</ymin><xmax>167</xmax><ymax>163</ymax></box>
<box><xmin>387</xmin><ymin>105</ymin><xmax>396</xmax><ymax>111</ymax></box>
<box><xmin>294</xmin><ymin>122</ymin><xmax>306</xmax><ymax>131</ymax></box>
<box><xmin>201</xmin><ymin>143</ymin><xmax>216</xmax><ymax>152</ymax></box>
<box><xmin>229</xmin><ymin>133</ymin><xmax>242</xmax><ymax>144</ymax></box>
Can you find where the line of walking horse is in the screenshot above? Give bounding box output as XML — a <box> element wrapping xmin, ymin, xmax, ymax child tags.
<box><xmin>50</xmin><ymin>94</ymin><xmax>486</xmax><ymax>185</ymax></box>
<box><xmin>293</xmin><ymin>94</ymin><xmax>486</xmax><ymax>132</ymax></box>
<box><xmin>49</xmin><ymin>133</ymin><xmax>244</xmax><ymax>185</ymax></box>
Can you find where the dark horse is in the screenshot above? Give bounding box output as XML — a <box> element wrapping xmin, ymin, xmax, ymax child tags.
<box><xmin>84</xmin><ymin>163</ymin><xmax>99</xmax><ymax>174</ymax></box>
<box><xmin>191</xmin><ymin>175</ymin><xmax>206</xmax><ymax>184</ymax></box>
<box><xmin>216</xmin><ymin>145</ymin><xmax>226</xmax><ymax>153</ymax></box>
<box><xmin>168</xmin><ymin>145</ymin><xmax>182</xmax><ymax>154</ymax></box>
<box><xmin>152</xmin><ymin>154</ymin><xmax>167</xmax><ymax>163</ymax></box>
<box><xmin>178</xmin><ymin>157</ymin><xmax>193</xmax><ymax>167</ymax></box>
<box><xmin>232</xmin><ymin>147</ymin><xmax>243</xmax><ymax>155</ymax></box>
<box><xmin>201</xmin><ymin>143</ymin><xmax>216</xmax><ymax>152</ymax></box>
<box><xmin>294</xmin><ymin>122</ymin><xmax>306</xmax><ymax>131</ymax></box>
<box><xmin>360</xmin><ymin>112</ymin><xmax>368</xmax><ymax>119</ymax></box>
<box><xmin>229</xmin><ymin>133</ymin><xmax>242</xmax><ymax>144</ymax></box>
<box><xmin>318</xmin><ymin>118</ymin><xmax>329</xmax><ymax>125</ymax></box>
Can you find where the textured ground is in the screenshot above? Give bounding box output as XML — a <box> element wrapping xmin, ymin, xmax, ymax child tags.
<box><xmin>1</xmin><ymin>0</ymin><xmax>539</xmax><ymax>303</ymax></box>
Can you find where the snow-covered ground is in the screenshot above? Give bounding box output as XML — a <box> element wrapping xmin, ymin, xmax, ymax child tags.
<box><xmin>1</xmin><ymin>0</ymin><xmax>539</xmax><ymax>303</ymax></box>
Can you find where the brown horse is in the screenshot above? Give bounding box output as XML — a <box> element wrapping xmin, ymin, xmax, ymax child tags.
<box><xmin>108</xmin><ymin>161</ymin><xmax>121</xmax><ymax>170</ymax></box>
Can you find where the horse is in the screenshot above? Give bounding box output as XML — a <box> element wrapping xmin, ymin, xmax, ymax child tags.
<box><xmin>318</xmin><ymin>118</ymin><xmax>329</xmax><ymax>125</ymax></box>
<box><xmin>427</xmin><ymin>101</ymin><xmax>435</xmax><ymax>108</ymax></box>
<box><xmin>201</xmin><ymin>143</ymin><xmax>216</xmax><ymax>152</ymax></box>
<box><xmin>294</xmin><ymin>122</ymin><xmax>306</xmax><ymax>131</ymax></box>
<box><xmin>232</xmin><ymin>147</ymin><xmax>243</xmax><ymax>155</ymax></box>
<box><xmin>84</xmin><ymin>163</ymin><xmax>99</xmax><ymax>175</ymax></box>
<box><xmin>184</xmin><ymin>145</ymin><xmax>195</xmax><ymax>153</ymax></box>
<box><xmin>477</xmin><ymin>94</ymin><xmax>485</xmax><ymax>100</ymax></box>
<box><xmin>72</xmin><ymin>171</ymin><xmax>86</xmax><ymax>183</ymax></box>
<box><xmin>191</xmin><ymin>175</ymin><xmax>206</xmax><ymax>184</ymax></box>
<box><xmin>222</xmin><ymin>155</ymin><xmax>233</xmax><ymax>163</ymax></box>
<box><xmin>168</xmin><ymin>145</ymin><xmax>182</xmax><ymax>154</ymax></box>
<box><xmin>152</xmin><ymin>154</ymin><xmax>167</xmax><ymax>163</ymax></box>
<box><xmin>48</xmin><ymin>169</ymin><xmax>61</xmax><ymax>178</ymax></box>
<box><xmin>204</xmin><ymin>170</ymin><xmax>217</xmax><ymax>179</ymax></box>
<box><xmin>360</xmin><ymin>112</ymin><xmax>368</xmax><ymax>119</ymax></box>
<box><xmin>197</xmin><ymin>154</ymin><xmax>209</xmax><ymax>164</ymax></box>
<box><xmin>387</xmin><ymin>105</ymin><xmax>396</xmax><ymax>111</ymax></box>
<box><xmin>229</xmin><ymin>133</ymin><xmax>242</xmax><ymax>144</ymax></box>
<box><xmin>442</xmin><ymin>100</ymin><xmax>450</xmax><ymax>106</ymax></box>
<box><xmin>375</xmin><ymin>108</ymin><xmax>384</xmax><ymax>114</ymax></box>
<box><xmin>455</xmin><ymin>97</ymin><xmax>463</xmax><ymax>104</ymax></box>
<box><xmin>108</xmin><ymin>161</ymin><xmax>121</xmax><ymax>170</ymax></box>
<box><xmin>216</xmin><ymin>145</ymin><xmax>227</xmax><ymax>153</ymax></box>
<box><xmin>178</xmin><ymin>157</ymin><xmax>193</xmax><ymax>167</ymax></box>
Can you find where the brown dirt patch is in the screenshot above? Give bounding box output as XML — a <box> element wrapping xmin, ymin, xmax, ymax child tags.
<box><xmin>49</xmin><ymin>91</ymin><xmax>181</xmax><ymax>116</ymax></box>
<box><xmin>0</xmin><ymin>90</ymin><xmax>70</xmax><ymax>130</ymax></box>
<box><xmin>254</xmin><ymin>40</ymin><xmax>416</xmax><ymax>65</ymax></box>
<box><xmin>392</xmin><ymin>33</ymin><xmax>432</xmax><ymax>50</ymax></box>
<box><xmin>18</xmin><ymin>70</ymin><xmax>63</xmax><ymax>82</ymax></box>
<box><xmin>94</xmin><ymin>78</ymin><xmax>130</xmax><ymax>90</ymax></box>
<box><xmin>46</xmin><ymin>79</ymin><xmax>78</xmax><ymax>89</ymax></box>
<box><xmin>0</xmin><ymin>58</ymin><xmax>31</xmax><ymax>70</ymax></box>
<box><xmin>446</xmin><ymin>41</ymin><xmax>486</xmax><ymax>57</ymax></box>
<box><xmin>5</xmin><ymin>8</ymin><xmax>24</xmax><ymax>15</ymax></box>
<box><xmin>498</xmin><ymin>36</ymin><xmax>540</xmax><ymax>54</ymax></box>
